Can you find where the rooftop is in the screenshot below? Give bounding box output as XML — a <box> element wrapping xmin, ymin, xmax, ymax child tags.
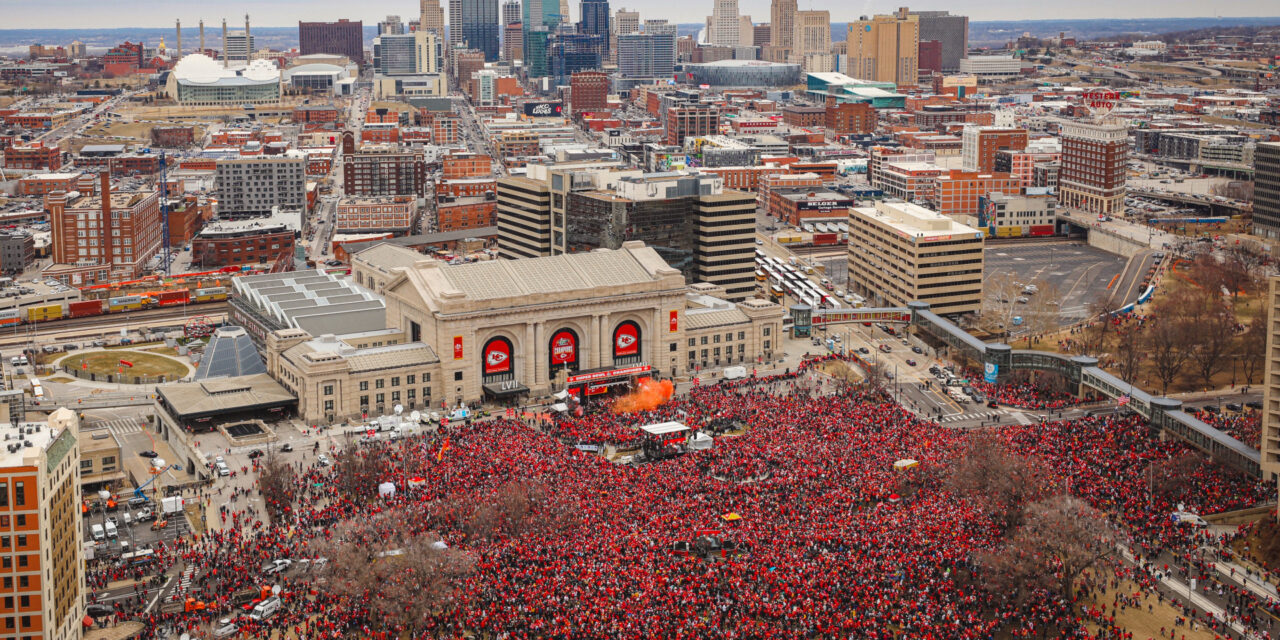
<box><xmin>853</xmin><ymin>201</ymin><xmax>983</xmax><ymax>243</ymax></box>
<box><xmin>157</xmin><ymin>374</ymin><xmax>296</xmax><ymax>418</ymax></box>
<box><xmin>231</xmin><ymin>270</ymin><xmax>386</xmax><ymax>336</ymax></box>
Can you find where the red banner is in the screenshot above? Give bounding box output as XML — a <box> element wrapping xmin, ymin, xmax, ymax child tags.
<box><xmin>453</xmin><ymin>336</ymin><xmax>463</xmax><ymax>360</ymax></box>
<box><xmin>483</xmin><ymin>339</ymin><xmax>512</xmax><ymax>375</ymax></box>
<box><xmin>550</xmin><ymin>330</ymin><xmax>576</xmax><ymax>365</ymax></box>
<box><xmin>119</xmin><ymin>360</ymin><xmax>134</xmax><ymax>368</ymax></box>
<box><xmin>566</xmin><ymin>364</ymin><xmax>652</xmax><ymax>384</ymax></box>
<box><xmin>669</xmin><ymin>310</ymin><xmax>678</xmax><ymax>333</ymax></box>
<box><xmin>614</xmin><ymin>323</ymin><xmax>639</xmax><ymax>357</ymax></box>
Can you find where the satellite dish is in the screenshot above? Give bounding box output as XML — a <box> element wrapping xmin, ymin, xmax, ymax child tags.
<box><xmin>98</xmin><ymin>490</ymin><xmax>110</xmax><ymax>501</ymax></box>
<box><xmin>272</xmin><ymin>584</ymin><xmax>281</xmax><ymax>596</ymax></box>
<box><xmin>410</xmin><ymin>410</ymin><xmax>421</xmax><ymax>423</ymax></box>
<box><xmin>152</xmin><ymin>457</ymin><xmax>166</xmax><ymax>469</ymax></box>
<box><xmin>394</xmin><ymin>404</ymin><xmax>404</xmax><ymax>415</ymax></box>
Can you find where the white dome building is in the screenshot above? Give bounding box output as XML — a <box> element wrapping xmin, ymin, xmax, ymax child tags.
<box><xmin>165</xmin><ymin>53</ymin><xmax>281</xmax><ymax>105</ymax></box>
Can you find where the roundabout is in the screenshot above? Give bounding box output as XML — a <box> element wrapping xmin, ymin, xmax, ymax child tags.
<box><xmin>57</xmin><ymin>349</ymin><xmax>194</xmax><ymax>382</ymax></box>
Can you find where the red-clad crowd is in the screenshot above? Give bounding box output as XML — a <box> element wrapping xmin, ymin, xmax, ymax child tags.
<box><xmin>95</xmin><ymin>355</ymin><xmax>1273</xmax><ymax>640</ymax></box>
<box><xmin>963</xmin><ymin>368</ymin><xmax>1082</xmax><ymax>410</ymax></box>
<box><xmin>1193</xmin><ymin>408</ymin><xmax>1262</xmax><ymax>451</ymax></box>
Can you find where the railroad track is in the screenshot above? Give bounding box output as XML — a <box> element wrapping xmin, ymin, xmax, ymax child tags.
<box><xmin>0</xmin><ymin>303</ymin><xmax>228</xmax><ymax>348</ymax></box>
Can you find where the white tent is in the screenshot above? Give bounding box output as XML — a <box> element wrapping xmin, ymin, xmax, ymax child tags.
<box><xmin>378</xmin><ymin>482</ymin><xmax>396</xmax><ymax>498</ymax></box>
<box><xmin>639</xmin><ymin>421</ymin><xmax>690</xmax><ymax>436</ymax></box>
<box><xmin>552</xmin><ymin>403</ymin><xmax>569</xmax><ymax>413</ymax></box>
<box><xmin>687</xmin><ymin>432</ymin><xmax>713</xmax><ymax>451</ymax></box>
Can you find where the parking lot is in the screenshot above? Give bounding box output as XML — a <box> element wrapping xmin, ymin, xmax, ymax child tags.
<box><xmin>84</xmin><ymin>496</ymin><xmax>192</xmax><ymax>561</ymax></box>
<box><xmin>983</xmin><ymin>242</ymin><xmax>1128</xmax><ymax>321</ymax></box>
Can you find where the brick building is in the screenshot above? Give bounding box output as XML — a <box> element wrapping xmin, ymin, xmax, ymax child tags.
<box><xmin>2</xmin><ymin>145</ymin><xmax>61</xmax><ymax>171</ymax></box>
<box><xmin>767</xmin><ymin>187</ymin><xmax>854</xmax><ymax>226</ymax></box>
<box><xmin>192</xmin><ymin>218</ymin><xmax>296</xmax><ymax>269</ymax></box>
<box><xmin>17</xmin><ymin>173</ymin><xmax>90</xmax><ymax>197</ymax></box>
<box><xmin>1059</xmin><ymin>121</ymin><xmax>1127</xmax><ymax>216</ymax></box>
<box><xmin>442</xmin><ymin>153</ymin><xmax>492</xmax><ymax>180</ymax></box>
<box><xmin>168</xmin><ymin>196</ymin><xmax>213</xmax><ymax>246</ymax></box>
<box><xmin>0</xmin><ymin>231</ymin><xmax>35</xmax><ymax>274</ymax></box>
<box><xmin>292</xmin><ymin>105</ymin><xmax>341</xmax><ymax>124</ymax></box>
<box><xmin>438</xmin><ymin>178</ymin><xmax>497</xmax><ymax>198</ymax></box>
<box><xmin>335</xmin><ymin>195</ymin><xmax>418</xmax><ymax>235</ymax></box>
<box><xmin>150</xmin><ymin>126</ymin><xmax>195</xmax><ymax>148</ymax></box>
<box><xmin>45</xmin><ymin>173</ymin><xmax>163</xmax><ymax>285</ymax></box>
<box><xmin>342</xmin><ymin>137</ymin><xmax>428</xmax><ymax>197</ymax></box>
<box><xmin>780</xmin><ymin>105</ymin><xmax>825</xmax><ymax>128</ymax></box>
<box><xmin>570</xmin><ymin>71</ymin><xmax>609</xmax><ymax>114</ymax></box>
<box><xmin>825</xmin><ymin>100</ymin><xmax>877</xmax><ymax>136</ymax></box>
<box><xmin>700</xmin><ymin>165</ymin><xmax>787</xmax><ymax>191</ymax></box>
<box><xmin>961</xmin><ymin>126</ymin><xmax>1028</xmax><ymax>173</ymax></box>
<box><xmin>932</xmin><ymin>169</ymin><xmax>1022</xmax><ymax>216</ymax></box>
<box><xmin>437</xmin><ymin>196</ymin><xmax>498</xmax><ymax>232</ymax></box>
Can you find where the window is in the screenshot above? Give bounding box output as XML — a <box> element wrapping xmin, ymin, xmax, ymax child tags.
<box><xmin>423</xmin><ymin>387</ymin><xmax>432</xmax><ymax>399</ymax></box>
<box><xmin>323</xmin><ymin>385</ymin><xmax>334</xmax><ymax>396</ymax></box>
<box><xmin>737</xmin><ymin>331</ymin><xmax>745</xmax><ymax>341</ymax></box>
<box><xmin>359</xmin><ymin>381</ymin><xmax>369</xmax><ymax>391</ymax></box>
<box><xmin>391</xmin><ymin>391</ymin><xmax>401</xmax><ymax>403</ymax></box>
<box><xmin>323</xmin><ymin>400</ymin><xmax>334</xmax><ymax>412</ymax></box>
<box><xmin>12</xmin><ymin>483</ymin><xmax>22</xmax><ymax>507</ymax></box>
<box><xmin>375</xmin><ymin>379</ymin><xmax>385</xmax><ymax>389</ymax></box>
<box><xmin>0</xmin><ymin>537</ymin><xmax>7</xmax><ymax>549</ymax></box>
<box><xmin>0</xmin><ymin>483</ymin><xmax>7</xmax><ymax>507</ymax></box>
<box><xmin>763</xmin><ymin>340</ymin><xmax>771</xmax><ymax>350</ymax></box>
<box><xmin>724</xmin><ymin>333</ymin><xmax>732</xmax><ymax>342</ymax></box>
<box><xmin>376</xmin><ymin>393</ymin><xmax>385</xmax><ymax>405</ymax></box>
<box><xmin>669</xmin><ymin>343</ymin><xmax>676</xmax><ymax>352</ymax></box>
<box><xmin>391</xmin><ymin>377</ymin><xmax>400</xmax><ymax>387</ymax></box>
<box><xmin>407</xmin><ymin>374</ymin><xmax>416</xmax><ymax>385</ymax></box>
<box><xmin>454</xmin><ymin>371</ymin><xmax>462</xmax><ymax>381</ymax></box>
<box><xmin>80</xmin><ymin>460</ymin><xmax>93</xmax><ymax>471</ymax></box>
<box><xmin>700</xmin><ymin>336</ymin><xmax>708</xmax><ymax>345</ymax></box>
<box><xmin>359</xmin><ymin>395</ymin><xmax>369</xmax><ymax>408</ymax></box>
<box><xmin>102</xmin><ymin>456</ymin><xmax>115</xmax><ymax>465</ymax></box>
<box><xmin>763</xmin><ymin>327</ymin><xmax>771</xmax><ymax>336</ymax></box>
<box><xmin>713</xmin><ymin>334</ymin><xmax>720</xmax><ymax>344</ymax></box>
<box><xmin>688</xmin><ymin>338</ymin><xmax>695</xmax><ymax>347</ymax></box>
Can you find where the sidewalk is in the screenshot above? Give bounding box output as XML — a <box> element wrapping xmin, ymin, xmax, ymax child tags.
<box><xmin>1118</xmin><ymin>544</ymin><xmax>1249</xmax><ymax>637</ymax></box>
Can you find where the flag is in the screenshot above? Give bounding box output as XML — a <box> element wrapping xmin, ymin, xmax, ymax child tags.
<box><xmin>436</xmin><ymin>438</ymin><xmax>450</xmax><ymax>462</ymax></box>
<box><xmin>1116</xmin><ymin>395</ymin><xmax>1130</xmax><ymax>407</ymax></box>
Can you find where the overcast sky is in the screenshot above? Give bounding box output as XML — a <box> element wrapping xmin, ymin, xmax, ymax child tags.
<box><xmin>1</xmin><ymin>0</ymin><xmax>1276</xmax><ymax>28</ymax></box>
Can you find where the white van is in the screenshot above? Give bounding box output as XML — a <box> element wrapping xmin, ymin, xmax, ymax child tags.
<box><xmin>249</xmin><ymin>596</ymin><xmax>282</xmax><ymax>621</ymax></box>
<box><xmin>723</xmin><ymin>366</ymin><xmax>748</xmax><ymax>380</ymax></box>
<box><xmin>90</xmin><ymin>524</ymin><xmax>105</xmax><ymax>542</ymax></box>
<box><xmin>104</xmin><ymin>521</ymin><xmax>118</xmax><ymax>538</ymax></box>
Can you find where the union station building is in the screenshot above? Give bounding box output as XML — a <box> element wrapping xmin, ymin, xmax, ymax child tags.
<box><xmin>255</xmin><ymin>242</ymin><xmax>783</xmax><ymax>422</ymax></box>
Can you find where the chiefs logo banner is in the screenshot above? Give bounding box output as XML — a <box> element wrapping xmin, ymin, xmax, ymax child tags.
<box><xmin>614</xmin><ymin>323</ymin><xmax>639</xmax><ymax>357</ymax></box>
<box><xmin>484</xmin><ymin>339</ymin><xmax>511</xmax><ymax>374</ymax></box>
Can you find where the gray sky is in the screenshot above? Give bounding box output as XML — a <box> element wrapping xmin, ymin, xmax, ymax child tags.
<box><xmin>0</xmin><ymin>0</ymin><xmax>1276</xmax><ymax>28</ymax></box>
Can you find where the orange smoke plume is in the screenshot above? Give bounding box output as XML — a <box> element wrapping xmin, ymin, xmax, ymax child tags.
<box><xmin>612</xmin><ymin>377</ymin><xmax>674</xmax><ymax>413</ymax></box>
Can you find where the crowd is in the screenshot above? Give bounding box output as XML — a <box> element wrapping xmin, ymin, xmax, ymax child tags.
<box><xmin>963</xmin><ymin>368</ymin><xmax>1082</xmax><ymax>410</ymax></box>
<box><xmin>1193</xmin><ymin>408</ymin><xmax>1262</xmax><ymax>451</ymax></box>
<box><xmin>89</xmin><ymin>355</ymin><xmax>1278</xmax><ymax>640</ymax></box>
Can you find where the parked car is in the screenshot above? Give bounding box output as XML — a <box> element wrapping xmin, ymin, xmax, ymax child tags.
<box><xmin>281</xmin><ymin>443</ymin><xmax>294</xmax><ymax>452</ymax></box>
<box><xmin>139</xmin><ymin>450</ymin><xmax>158</xmax><ymax>458</ymax></box>
<box><xmin>905</xmin><ymin>359</ymin><xmax>916</xmax><ymax>366</ymax></box>
<box><xmin>247</xmin><ymin>450</ymin><xmax>263</xmax><ymax>460</ymax></box>
<box><xmin>911</xmin><ymin>346</ymin><xmax>923</xmax><ymax>354</ymax></box>
<box><xmin>263</xmin><ymin>559</ymin><xmax>292</xmax><ymax>575</ymax></box>
<box><xmin>136</xmin><ymin>507</ymin><xmax>154</xmax><ymax>521</ymax></box>
<box><xmin>317</xmin><ymin>453</ymin><xmax>332</xmax><ymax>467</ymax></box>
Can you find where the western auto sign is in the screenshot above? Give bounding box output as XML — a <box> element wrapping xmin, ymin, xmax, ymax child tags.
<box><xmin>550</xmin><ymin>330</ymin><xmax>577</xmax><ymax>365</ymax></box>
<box><xmin>614</xmin><ymin>322</ymin><xmax>639</xmax><ymax>357</ymax></box>
<box><xmin>566</xmin><ymin>364</ymin><xmax>652</xmax><ymax>384</ymax></box>
<box><xmin>1079</xmin><ymin>89</ymin><xmax>1139</xmax><ymax>118</ymax></box>
<box><xmin>453</xmin><ymin>336</ymin><xmax>464</xmax><ymax>360</ymax></box>
<box><xmin>669</xmin><ymin>310</ymin><xmax>679</xmax><ymax>333</ymax></box>
<box><xmin>483</xmin><ymin>339</ymin><xmax>512</xmax><ymax>375</ymax></box>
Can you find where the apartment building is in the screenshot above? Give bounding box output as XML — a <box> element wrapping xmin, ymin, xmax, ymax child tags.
<box><xmin>214</xmin><ymin>152</ymin><xmax>308</xmax><ymax>217</ymax></box>
<box><xmin>45</xmin><ymin>172</ymin><xmax>163</xmax><ymax>285</ymax></box>
<box><xmin>335</xmin><ymin>196</ymin><xmax>418</xmax><ymax>235</ymax></box>
<box><xmin>960</xmin><ymin>126</ymin><xmax>1028</xmax><ymax>173</ymax></box>
<box><xmin>342</xmin><ymin>144</ymin><xmax>428</xmax><ymax>197</ymax></box>
<box><xmin>932</xmin><ymin>170</ymin><xmax>1022</xmax><ymax>216</ymax></box>
<box><xmin>1059</xmin><ymin>120</ymin><xmax>1128</xmax><ymax>216</ymax></box>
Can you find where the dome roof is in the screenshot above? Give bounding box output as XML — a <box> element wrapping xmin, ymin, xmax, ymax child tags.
<box><xmin>172</xmin><ymin>53</ymin><xmax>279</xmax><ymax>85</ymax></box>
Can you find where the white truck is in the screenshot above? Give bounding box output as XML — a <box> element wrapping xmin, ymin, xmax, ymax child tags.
<box><xmin>723</xmin><ymin>366</ymin><xmax>748</xmax><ymax>381</ymax></box>
<box><xmin>161</xmin><ymin>496</ymin><xmax>185</xmax><ymax>515</ymax></box>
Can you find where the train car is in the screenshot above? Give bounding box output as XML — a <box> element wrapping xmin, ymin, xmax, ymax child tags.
<box><xmin>194</xmin><ymin>287</ymin><xmax>228</xmax><ymax>303</ymax></box>
<box><xmin>149</xmin><ymin>290</ymin><xmax>191</xmax><ymax>307</ymax></box>
<box><xmin>26</xmin><ymin>304</ymin><xmax>64</xmax><ymax>323</ymax></box>
<box><xmin>0</xmin><ymin>309</ymin><xmax>19</xmax><ymax>327</ymax></box>
<box><xmin>68</xmin><ymin>300</ymin><xmax>106</xmax><ymax>318</ymax></box>
<box><xmin>108</xmin><ymin>295</ymin><xmax>144</xmax><ymax>313</ymax></box>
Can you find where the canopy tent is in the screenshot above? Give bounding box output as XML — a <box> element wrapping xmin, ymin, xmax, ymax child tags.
<box><xmin>687</xmin><ymin>431</ymin><xmax>713</xmax><ymax>451</ymax></box>
<box><xmin>893</xmin><ymin>459</ymin><xmax>919</xmax><ymax>471</ymax></box>
<box><xmin>639</xmin><ymin>421</ymin><xmax>690</xmax><ymax>436</ymax></box>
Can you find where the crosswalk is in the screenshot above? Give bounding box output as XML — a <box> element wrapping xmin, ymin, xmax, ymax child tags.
<box><xmin>938</xmin><ymin>411</ymin><xmax>1001</xmax><ymax>423</ymax></box>
<box><xmin>86</xmin><ymin>419</ymin><xmax>145</xmax><ymax>437</ymax></box>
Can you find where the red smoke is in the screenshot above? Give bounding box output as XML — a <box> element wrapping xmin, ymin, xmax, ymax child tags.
<box><xmin>612</xmin><ymin>377</ymin><xmax>674</xmax><ymax>413</ymax></box>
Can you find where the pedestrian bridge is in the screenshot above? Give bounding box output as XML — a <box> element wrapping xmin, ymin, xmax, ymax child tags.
<box><xmin>797</xmin><ymin>302</ymin><xmax>1261</xmax><ymax>477</ymax></box>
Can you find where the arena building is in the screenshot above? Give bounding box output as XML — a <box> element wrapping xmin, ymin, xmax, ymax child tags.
<box><xmin>682</xmin><ymin>60</ymin><xmax>802</xmax><ymax>87</ymax></box>
<box><xmin>165</xmin><ymin>54</ymin><xmax>282</xmax><ymax>105</ymax></box>
<box><xmin>256</xmin><ymin>242</ymin><xmax>784</xmax><ymax>422</ymax></box>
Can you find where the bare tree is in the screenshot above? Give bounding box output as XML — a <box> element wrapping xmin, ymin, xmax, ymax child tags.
<box><xmin>976</xmin><ymin>495</ymin><xmax>1116</xmax><ymax>603</ymax></box>
<box><xmin>315</xmin><ymin>508</ymin><xmax>475</xmax><ymax>633</ymax></box>
<box><xmin>946</xmin><ymin>433</ymin><xmax>1052</xmax><ymax>532</ymax></box>
<box><xmin>257</xmin><ymin>453</ymin><xmax>296</xmax><ymax>524</ymax></box>
<box><xmin>860</xmin><ymin>358</ymin><xmax>893</xmax><ymax>399</ymax></box>
<box><xmin>1147</xmin><ymin>452</ymin><xmax>1204</xmax><ymax>503</ymax></box>
<box><xmin>1080</xmin><ymin>294</ymin><xmax>1121</xmax><ymax>354</ymax></box>
<box><xmin>978</xmin><ymin>277</ymin><xmax>1024</xmax><ymax>339</ymax></box>
<box><xmin>1239</xmin><ymin>316</ymin><xmax>1268</xmax><ymax>386</ymax></box>
<box><xmin>1111</xmin><ymin>326</ymin><xmax>1144</xmax><ymax>382</ymax></box>
<box><xmin>1185</xmin><ymin>289</ymin><xmax>1236</xmax><ymax>389</ymax></box>
<box><xmin>463</xmin><ymin>480</ymin><xmax>548</xmax><ymax>540</ymax></box>
<box><xmin>1145</xmin><ymin>291</ymin><xmax>1197</xmax><ymax>394</ymax></box>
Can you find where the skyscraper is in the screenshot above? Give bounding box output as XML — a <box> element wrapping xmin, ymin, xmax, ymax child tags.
<box><xmin>421</xmin><ymin>0</ymin><xmax>446</xmax><ymax>35</ymax></box>
<box><xmin>617</xmin><ymin>32</ymin><xmax>675</xmax><ymax>78</ymax></box>
<box><xmin>770</xmin><ymin>0</ymin><xmax>796</xmax><ymax>48</ymax></box>
<box><xmin>452</xmin><ymin>0</ymin><xmax>501</xmax><ymax>61</ymax></box>
<box><xmin>503</xmin><ymin>0</ymin><xmax>522</xmax><ymax>26</ymax></box>
<box><xmin>846</xmin><ymin>8</ymin><xmax>919</xmax><ymax>86</ymax></box>
<box><xmin>379</xmin><ymin>15</ymin><xmax>405</xmax><ymax>35</ymax></box>
<box><xmin>1256</xmin><ymin>143</ymin><xmax>1280</xmax><ymax>239</ymax></box>
<box><xmin>374</xmin><ymin>30</ymin><xmax>442</xmax><ymax>74</ymax></box>
<box><xmin>613</xmin><ymin>7</ymin><xmax>640</xmax><ymax>62</ymax></box>
<box><xmin>580</xmin><ymin>0</ymin><xmax>610</xmax><ymax>45</ymax></box>
<box><xmin>910</xmin><ymin>10</ymin><xmax>968</xmax><ymax>73</ymax></box>
<box><xmin>299</xmin><ymin>19</ymin><xmax>365</xmax><ymax>64</ymax></box>
<box><xmin>789</xmin><ymin>10</ymin><xmax>829</xmax><ymax>71</ymax></box>
<box><xmin>560</xmin><ymin>0</ymin><xmax>571</xmax><ymax>24</ymax></box>
<box><xmin>707</xmin><ymin>0</ymin><xmax>741</xmax><ymax>47</ymax></box>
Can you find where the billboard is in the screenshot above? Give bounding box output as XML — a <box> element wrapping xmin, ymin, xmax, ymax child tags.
<box><xmin>483</xmin><ymin>338</ymin><xmax>512</xmax><ymax>375</ymax></box>
<box><xmin>523</xmin><ymin>101</ymin><xmax>564</xmax><ymax>117</ymax></box>
<box><xmin>984</xmin><ymin>362</ymin><xmax>998</xmax><ymax>384</ymax></box>
<box><xmin>550</xmin><ymin>329</ymin><xmax>577</xmax><ymax>366</ymax></box>
<box><xmin>613</xmin><ymin>322</ymin><xmax>640</xmax><ymax>357</ymax></box>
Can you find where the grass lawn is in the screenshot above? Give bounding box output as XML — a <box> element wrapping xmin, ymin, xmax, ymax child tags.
<box><xmin>61</xmin><ymin>350</ymin><xmax>189</xmax><ymax>379</ymax></box>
